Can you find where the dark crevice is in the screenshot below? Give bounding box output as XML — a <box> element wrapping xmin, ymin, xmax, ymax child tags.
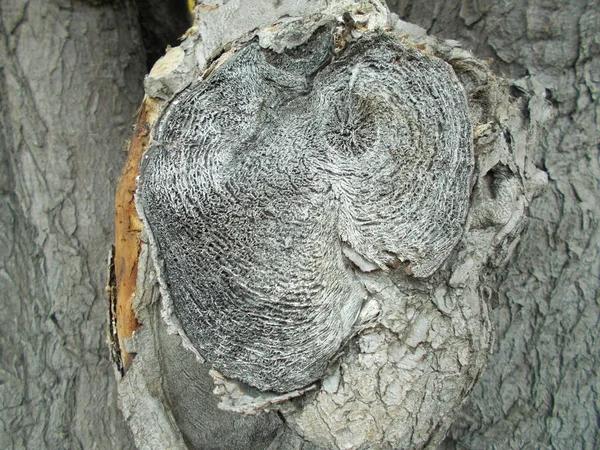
<box><xmin>135</xmin><ymin>0</ymin><xmax>192</xmax><ymax>71</ymax></box>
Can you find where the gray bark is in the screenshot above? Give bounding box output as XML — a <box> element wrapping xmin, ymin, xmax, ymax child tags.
<box><xmin>0</xmin><ymin>0</ymin><xmax>597</xmax><ymax>449</ymax></box>
<box><xmin>114</xmin><ymin>1</ymin><xmax>550</xmax><ymax>449</ymax></box>
<box><xmin>0</xmin><ymin>1</ymin><xmax>144</xmax><ymax>449</ymax></box>
<box><xmin>385</xmin><ymin>1</ymin><xmax>600</xmax><ymax>449</ymax></box>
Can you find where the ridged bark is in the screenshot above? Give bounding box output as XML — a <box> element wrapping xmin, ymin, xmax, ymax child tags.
<box><xmin>0</xmin><ymin>1</ymin><xmax>145</xmax><ymax>448</ymax></box>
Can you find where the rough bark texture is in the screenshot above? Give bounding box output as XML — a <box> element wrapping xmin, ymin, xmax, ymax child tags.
<box><xmin>0</xmin><ymin>1</ymin><xmax>144</xmax><ymax>448</ymax></box>
<box><xmin>0</xmin><ymin>0</ymin><xmax>596</xmax><ymax>449</ymax></box>
<box><xmin>113</xmin><ymin>1</ymin><xmax>550</xmax><ymax>449</ymax></box>
<box><xmin>386</xmin><ymin>1</ymin><xmax>600</xmax><ymax>449</ymax></box>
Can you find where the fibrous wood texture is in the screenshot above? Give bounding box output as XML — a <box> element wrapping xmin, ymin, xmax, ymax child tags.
<box><xmin>386</xmin><ymin>1</ymin><xmax>600</xmax><ymax>449</ymax></box>
<box><xmin>137</xmin><ymin>25</ymin><xmax>474</xmax><ymax>393</ymax></box>
<box><xmin>112</xmin><ymin>1</ymin><xmax>549</xmax><ymax>449</ymax></box>
<box><xmin>0</xmin><ymin>0</ymin><xmax>144</xmax><ymax>449</ymax></box>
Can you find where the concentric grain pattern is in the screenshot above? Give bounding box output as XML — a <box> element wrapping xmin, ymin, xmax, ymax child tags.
<box><xmin>137</xmin><ymin>28</ymin><xmax>473</xmax><ymax>393</ymax></box>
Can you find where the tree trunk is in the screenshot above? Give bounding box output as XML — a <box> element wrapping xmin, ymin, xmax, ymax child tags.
<box><xmin>0</xmin><ymin>0</ymin><xmax>597</xmax><ymax>449</ymax></box>
<box><xmin>110</xmin><ymin>1</ymin><xmax>551</xmax><ymax>449</ymax></box>
<box><xmin>0</xmin><ymin>1</ymin><xmax>145</xmax><ymax>448</ymax></box>
<box><xmin>385</xmin><ymin>1</ymin><xmax>599</xmax><ymax>449</ymax></box>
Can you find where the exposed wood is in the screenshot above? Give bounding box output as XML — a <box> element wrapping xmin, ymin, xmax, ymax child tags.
<box><xmin>386</xmin><ymin>1</ymin><xmax>600</xmax><ymax>449</ymax></box>
<box><xmin>113</xmin><ymin>1</ymin><xmax>549</xmax><ymax>448</ymax></box>
<box><xmin>113</xmin><ymin>100</ymin><xmax>159</xmax><ymax>372</ymax></box>
<box><xmin>0</xmin><ymin>0</ymin><xmax>595</xmax><ymax>448</ymax></box>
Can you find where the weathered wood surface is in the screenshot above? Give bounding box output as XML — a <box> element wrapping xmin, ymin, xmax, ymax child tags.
<box><xmin>112</xmin><ymin>1</ymin><xmax>551</xmax><ymax>449</ymax></box>
<box><xmin>1</xmin><ymin>0</ymin><xmax>596</xmax><ymax>449</ymax></box>
<box><xmin>386</xmin><ymin>1</ymin><xmax>599</xmax><ymax>448</ymax></box>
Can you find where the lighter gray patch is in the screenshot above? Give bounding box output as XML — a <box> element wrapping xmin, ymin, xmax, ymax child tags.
<box><xmin>137</xmin><ymin>29</ymin><xmax>473</xmax><ymax>393</ymax></box>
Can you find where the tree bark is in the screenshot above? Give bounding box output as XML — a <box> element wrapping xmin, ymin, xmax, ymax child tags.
<box><xmin>0</xmin><ymin>1</ymin><xmax>145</xmax><ymax>448</ymax></box>
<box><xmin>110</xmin><ymin>1</ymin><xmax>551</xmax><ymax>449</ymax></box>
<box><xmin>0</xmin><ymin>0</ymin><xmax>597</xmax><ymax>449</ymax></box>
<box><xmin>385</xmin><ymin>1</ymin><xmax>600</xmax><ymax>449</ymax></box>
